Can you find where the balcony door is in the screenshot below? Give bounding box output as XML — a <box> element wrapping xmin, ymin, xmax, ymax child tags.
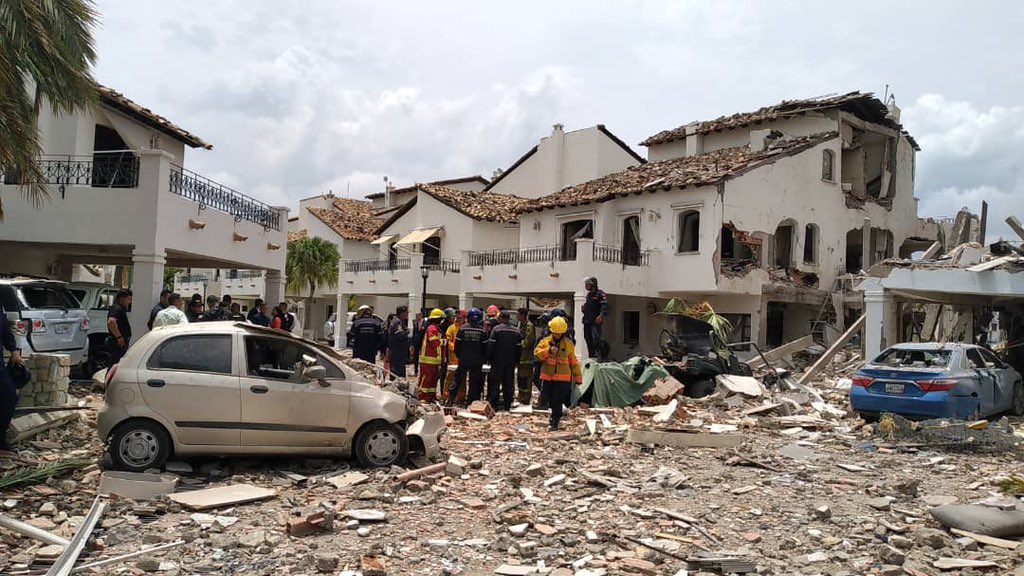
<box><xmin>560</xmin><ymin>219</ymin><xmax>593</xmax><ymax>261</ymax></box>
<box><xmin>622</xmin><ymin>215</ymin><xmax>641</xmax><ymax>266</ymax></box>
<box><xmin>422</xmin><ymin>236</ymin><xmax>441</xmax><ymax>267</ymax></box>
<box><xmin>92</xmin><ymin>125</ymin><xmax>136</xmax><ymax>188</ymax></box>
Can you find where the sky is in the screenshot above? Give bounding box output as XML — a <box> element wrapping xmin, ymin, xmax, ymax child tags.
<box><xmin>92</xmin><ymin>1</ymin><xmax>1024</xmax><ymax>238</ymax></box>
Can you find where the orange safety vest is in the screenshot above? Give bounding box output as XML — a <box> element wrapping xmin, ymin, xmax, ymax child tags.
<box><xmin>534</xmin><ymin>335</ymin><xmax>582</xmax><ymax>383</ymax></box>
<box><xmin>419</xmin><ymin>323</ymin><xmax>443</xmax><ymax>365</ymax></box>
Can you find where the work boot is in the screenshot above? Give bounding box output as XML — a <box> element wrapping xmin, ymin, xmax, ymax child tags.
<box><xmin>535</xmin><ymin>399</ymin><xmax>549</xmax><ymax>410</ymax></box>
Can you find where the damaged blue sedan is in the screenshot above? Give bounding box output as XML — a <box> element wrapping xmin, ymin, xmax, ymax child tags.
<box><xmin>850</xmin><ymin>343</ymin><xmax>1024</xmax><ymax>420</ymax></box>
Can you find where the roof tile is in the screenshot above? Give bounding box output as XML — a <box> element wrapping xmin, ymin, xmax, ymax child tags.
<box><xmin>98</xmin><ymin>86</ymin><xmax>211</xmax><ymax>149</ymax></box>
<box><xmin>307</xmin><ymin>197</ymin><xmax>384</xmax><ymax>241</ymax></box>
<box><xmin>418</xmin><ymin>183</ymin><xmax>532</xmax><ymax>224</ymax></box>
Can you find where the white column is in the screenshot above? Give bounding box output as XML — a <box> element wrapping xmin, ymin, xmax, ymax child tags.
<box><xmin>334</xmin><ymin>291</ymin><xmax>346</xmax><ymax>349</ymax></box>
<box><xmin>265</xmin><ymin>270</ymin><xmax>285</xmax><ymax>309</ymax></box>
<box><xmin>573</xmin><ymin>291</ymin><xmax>588</xmax><ymax>360</ymax></box>
<box><xmin>458</xmin><ymin>292</ymin><xmax>472</xmax><ymax>311</ymax></box>
<box><xmin>130</xmin><ymin>250</ymin><xmax>166</xmax><ymax>341</ymax></box>
<box><xmin>863</xmin><ymin>285</ymin><xmax>894</xmax><ymax>359</ymax></box>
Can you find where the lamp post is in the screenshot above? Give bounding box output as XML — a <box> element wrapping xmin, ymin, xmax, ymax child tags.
<box><xmin>420</xmin><ymin>265</ymin><xmax>430</xmax><ymax>316</ymax></box>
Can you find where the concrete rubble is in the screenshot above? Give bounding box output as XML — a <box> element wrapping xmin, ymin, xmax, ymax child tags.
<box><xmin>4</xmin><ymin>348</ymin><xmax>1024</xmax><ymax>575</ymax></box>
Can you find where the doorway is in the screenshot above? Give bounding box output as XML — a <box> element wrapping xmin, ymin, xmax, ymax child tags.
<box><xmin>766</xmin><ymin>302</ymin><xmax>785</xmax><ymax>348</ymax></box>
<box><xmin>560</xmin><ymin>219</ymin><xmax>593</xmax><ymax>261</ymax></box>
<box><xmin>92</xmin><ymin>125</ymin><xmax>135</xmax><ymax>188</ymax></box>
<box><xmin>622</xmin><ymin>215</ymin><xmax>641</xmax><ymax>266</ymax></box>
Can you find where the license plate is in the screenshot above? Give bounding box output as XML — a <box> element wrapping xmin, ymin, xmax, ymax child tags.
<box><xmin>884</xmin><ymin>383</ymin><xmax>905</xmax><ymax>394</ymax></box>
<box><xmin>54</xmin><ymin>324</ymin><xmax>69</xmax><ymax>335</ymax></box>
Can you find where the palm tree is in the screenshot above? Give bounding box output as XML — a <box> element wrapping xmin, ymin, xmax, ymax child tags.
<box><xmin>286</xmin><ymin>237</ymin><xmax>340</xmax><ymax>336</ymax></box>
<box><xmin>0</xmin><ymin>0</ymin><xmax>99</xmax><ymax>217</ymax></box>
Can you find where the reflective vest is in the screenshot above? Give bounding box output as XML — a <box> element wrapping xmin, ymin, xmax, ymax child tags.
<box><xmin>445</xmin><ymin>323</ymin><xmax>460</xmax><ymax>365</ymax></box>
<box><xmin>419</xmin><ymin>323</ymin><xmax>443</xmax><ymax>365</ymax></box>
<box><xmin>534</xmin><ymin>335</ymin><xmax>582</xmax><ymax>383</ymax></box>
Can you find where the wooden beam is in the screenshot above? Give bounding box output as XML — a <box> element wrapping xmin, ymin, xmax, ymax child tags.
<box><xmin>797</xmin><ymin>315</ymin><xmax>866</xmax><ymax>385</ymax></box>
<box><xmin>967</xmin><ymin>255</ymin><xmax>1018</xmax><ymax>272</ymax></box>
<box><xmin>861</xmin><ymin>217</ymin><xmax>871</xmax><ymax>271</ymax></box>
<box><xmin>949</xmin><ymin>528</ymin><xmax>1020</xmax><ymax>550</ymax></box>
<box><xmin>746</xmin><ymin>335</ymin><xmax>815</xmax><ymax>370</ymax></box>
<box><xmin>921</xmin><ymin>241</ymin><xmax>942</xmax><ymax>260</ymax></box>
<box><xmin>627</xmin><ymin>428</ymin><xmax>743</xmax><ymax>449</ymax></box>
<box><xmin>979</xmin><ymin>200</ymin><xmax>988</xmax><ymax>245</ymax></box>
<box><xmin>1006</xmin><ymin>216</ymin><xmax>1024</xmax><ymax>243</ymax></box>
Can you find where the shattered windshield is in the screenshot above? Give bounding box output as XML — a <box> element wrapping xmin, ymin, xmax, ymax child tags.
<box><xmin>873</xmin><ymin>348</ymin><xmax>952</xmax><ymax>369</ymax></box>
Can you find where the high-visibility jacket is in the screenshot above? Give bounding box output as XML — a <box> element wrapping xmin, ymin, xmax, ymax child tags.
<box><xmin>419</xmin><ymin>323</ymin><xmax>443</xmax><ymax>366</ymax></box>
<box><xmin>534</xmin><ymin>335</ymin><xmax>582</xmax><ymax>384</ymax></box>
<box><xmin>445</xmin><ymin>323</ymin><xmax>460</xmax><ymax>365</ymax></box>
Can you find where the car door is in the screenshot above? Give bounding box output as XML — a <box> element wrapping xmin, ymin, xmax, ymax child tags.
<box><xmin>239</xmin><ymin>334</ymin><xmax>351</xmax><ymax>447</ymax></box>
<box><xmin>978</xmin><ymin>347</ymin><xmax>1017</xmax><ymax>412</ymax></box>
<box><xmin>136</xmin><ymin>333</ymin><xmax>241</xmax><ymax>446</ymax></box>
<box><xmin>965</xmin><ymin>347</ymin><xmax>997</xmax><ymax>415</ymax></box>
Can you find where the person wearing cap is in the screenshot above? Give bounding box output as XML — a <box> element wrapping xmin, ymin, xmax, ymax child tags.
<box><xmin>581</xmin><ymin>277</ymin><xmax>609</xmax><ymax>360</ymax></box>
<box><xmin>487</xmin><ymin>309</ymin><xmax>522</xmax><ymax>411</ymax></box>
<box><xmin>351</xmin><ymin>305</ymin><xmax>384</xmax><ymax>364</ymax></box>
<box><xmin>417</xmin><ymin>308</ymin><xmax>446</xmax><ymax>402</ymax></box>
<box><xmin>387</xmin><ymin>305</ymin><xmax>411</xmax><ymax>379</ymax></box>
<box><xmin>535</xmin><ymin>316</ymin><xmax>582</xmax><ymax>431</ymax></box>
<box><xmin>515</xmin><ymin>308</ymin><xmax>537</xmax><ymax>406</ymax></box>
<box><xmin>449</xmin><ymin>307</ymin><xmax>487</xmax><ymax>405</ymax></box>
<box><xmin>442</xmin><ymin>309</ymin><xmax>467</xmax><ymax>404</ymax></box>
<box><xmin>186</xmin><ymin>294</ymin><xmax>204</xmax><ymax>323</ymax></box>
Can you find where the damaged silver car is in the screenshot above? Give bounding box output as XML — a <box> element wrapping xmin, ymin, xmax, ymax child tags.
<box><xmin>96</xmin><ymin>322</ymin><xmax>444</xmax><ymax>472</ymax></box>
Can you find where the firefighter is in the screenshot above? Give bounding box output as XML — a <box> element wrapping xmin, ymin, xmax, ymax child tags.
<box><xmin>417</xmin><ymin>308</ymin><xmax>446</xmax><ymax>402</ymax></box>
<box><xmin>535</xmin><ymin>316</ymin><xmax>582</xmax><ymax>431</ymax></box>
<box><xmin>442</xmin><ymin>309</ymin><xmax>467</xmax><ymax>404</ymax></box>
<box><xmin>449</xmin><ymin>307</ymin><xmax>487</xmax><ymax>405</ymax></box>
<box><xmin>487</xmin><ymin>309</ymin><xmax>522</xmax><ymax>411</ymax></box>
<box><xmin>516</xmin><ymin>308</ymin><xmax>536</xmax><ymax>406</ymax></box>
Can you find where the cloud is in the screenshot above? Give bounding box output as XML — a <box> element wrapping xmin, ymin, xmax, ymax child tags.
<box><xmin>904</xmin><ymin>95</ymin><xmax>1024</xmax><ymax>240</ymax></box>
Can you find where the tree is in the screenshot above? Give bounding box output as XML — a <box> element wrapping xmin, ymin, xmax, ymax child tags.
<box><xmin>0</xmin><ymin>0</ymin><xmax>99</xmax><ymax>217</ymax></box>
<box><xmin>163</xmin><ymin>267</ymin><xmax>182</xmax><ymax>291</ymax></box>
<box><xmin>286</xmin><ymin>237</ymin><xmax>340</xmax><ymax>336</ymax></box>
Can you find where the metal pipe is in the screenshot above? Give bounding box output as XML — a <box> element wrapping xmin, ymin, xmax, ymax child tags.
<box><xmin>0</xmin><ymin>514</ymin><xmax>71</xmax><ymax>546</ymax></box>
<box><xmin>46</xmin><ymin>496</ymin><xmax>107</xmax><ymax>576</ymax></box>
<box><xmin>72</xmin><ymin>540</ymin><xmax>185</xmax><ymax>573</ymax></box>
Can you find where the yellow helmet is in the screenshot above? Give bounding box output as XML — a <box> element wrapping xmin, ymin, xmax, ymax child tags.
<box><xmin>548</xmin><ymin>316</ymin><xmax>568</xmax><ymax>334</ymax></box>
<box><xmin>428</xmin><ymin>308</ymin><xmax>445</xmax><ymax>320</ymax></box>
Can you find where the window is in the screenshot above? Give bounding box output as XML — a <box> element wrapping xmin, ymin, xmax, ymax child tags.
<box><xmin>978</xmin><ymin>348</ymin><xmax>1006</xmax><ymax>369</ymax></box>
<box><xmin>774</xmin><ymin>222</ymin><xmax>795</xmax><ymax>268</ymax></box>
<box><xmin>622</xmin><ymin>215</ymin><xmax>642</xmax><ymax>266</ymax></box>
<box><xmin>69</xmin><ymin>289</ymin><xmax>87</xmax><ymax>306</ymax></box>
<box><xmin>17</xmin><ymin>285</ymin><xmax>80</xmax><ymax>309</ymax></box>
<box><xmin>874</xmin><ymin>347</ymin><xmax>951</xmax><ymax>368</ymax></box>
<box><xmin>966</xmin><ymin>348</ymin><xmax>986</xmax><ymax>369</ymax></box>
<box><xmin>803</xmin><ymin>224</ymin><xmax>819</xmax><ymax>264</ymax></box>
<box><xmin>822</xmin><ymin>149</ymin><xmax>835</xmax><ymax>181</ymax></box>
<box><xmin>677</xmin><ymin>210</ymin><xmax>700</xmax><ymax>253</ymax></box>
<box><xmin>722</xmin><ymin>314</ymin><xmax>752</xmax><ymax>351</ymax></box>
<box><xmin>721</xmin><ymin>226</ymin><xmax>754</xmax><ymax>260</ymax></box>
<box><xmin>560</xmin><ymin>219</ymin><xmax>593</xmax><ymax>261</ymax></box>
<box><xmin>622</xmin><ymin>311</ymin><xmax>640</xmax><ymax>345</ymax></box>
<box><xmin>244</xmin><ymin>336</ymin><xmax>344</xmax><ymax>380</ymax></box>
<box><xmin>148</xmin><ymin>335</ymin><xmax>233</xmax><ymax>374</ymax></box>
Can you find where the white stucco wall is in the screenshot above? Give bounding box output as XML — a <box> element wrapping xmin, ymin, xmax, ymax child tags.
<box><xmin>646</xmin><ymin>113</ymin><xmax>839</xmax><ymax>162</ymax></box>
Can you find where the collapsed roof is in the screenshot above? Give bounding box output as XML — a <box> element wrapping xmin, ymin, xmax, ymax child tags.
<box><xmin>306</xmin><ymin>197</ymin><xmax>383</xmax><ymax>242</ymax></box>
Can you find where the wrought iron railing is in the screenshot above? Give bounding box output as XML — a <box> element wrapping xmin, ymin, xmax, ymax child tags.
<box><xmin>3</xmin><ymin>154</ymin><xmax>139</xmax><ymax>189</ymax></box>
<box><xmin>344</xmin><ymin>258</ymin><xmax>412</xmax><ymax>273</ymax></box>
<box><xmin>424</xmin><ymin>257</ymin><xmax>461</xmax><ymax>273</ymax></box>
<box><xmin>169</xmin><ymin>165</ymin><xmax>281</xmax><ymax>231</ymax></box>
<box><xmin>468</xmin><ymin>245</ymin><xmax>561</xmax><ymax>266</ymax></box>
<box><xmin>225</xmin><ymin>270</ymin><xmax>264</xmax><ymax>280</ymax></box>
<box><xmin>177</xmin><ymin>273</ymin><xmax>210</xmax><ymax>284</ymax></box>
<box><xmin>593</xmin><ymin>244</ymin><xmax>650</xmax><ymax>266</ymax></box>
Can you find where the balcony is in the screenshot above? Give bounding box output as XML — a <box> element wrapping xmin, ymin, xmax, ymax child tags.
<box><xmin>593</xmin><ymin>244</ymin><xmax>650</xmax><ymax>267</ymax></box>
<box><xmin>423</xmin><ymin>257</ymin><xmax>461</xmax><ymax>273</ymax></box>
<box><xmin>344</xmin><ymin>258</ymin><xmax>412</xmax><ymax>273</ymax></box>
<box><xmin>341</xmin><ymin>253</ymin><xmax>461</xmax><ymax>296</ymax></box>
<box><xmin>468</xmin><ymin>245</ymin><xmax>562</xmax><ymax>267</ymax></box>
<box><xmin>169</xmin><ymin>165</ymin><xmax>281</xmax><ymax>231</ymax></box>
<box><xmin>225</xmin><ymin>270</ymin><xmax>265</xmax><ymax>280</ymax></box>
<box><xmin>177</xmin><ymin>273</ymin><xmax>210</xmax><ymax>283</ymax></box>
<box><xmin>3</xmin><ymin>154</ymin><xmax>140</xmax><ymax>189</ymax></box>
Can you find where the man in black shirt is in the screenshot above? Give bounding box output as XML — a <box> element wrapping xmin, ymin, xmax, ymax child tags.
<box><xmin>487</xmin><ymin>310</ymin><xmax>523</xmax><ymax>411</ymax></box>
<box><xmin>186</xmin><ymin>295</ymin><xmax>203</xmax><ymax>323</ymax></box>
<box><xmin>1</xmin><ymin>305</ymin><xmax>25</xmax><ymax>454</ymax></box>
<box><xmin>279</xmin><ymin>302</ymin><xmax>296</xmax><ymax>333</ymax></box>
<box><xmin>147</xmin><ymin>289</ymin><xmax>170</xmax><ymax>330</ymax></box>
<box><xmin>351</xmin><ymin>306</ymin><xmax>384</xmax><ymax>364</ymax></box>
<box><xmin>106</xmin><ymin>289</ymin><xmax>133</xmax><ymax>363</ymax></box>
<box><xmin>449</xmin><ymin>307</ymin><xmax>487</xmax><ymax>406</ymax></box>
<box><xmin>201</xmin><ymin>295</ymin><xmax>229</xmax><ymax>321</ymax></box>
<box><xmin>248</xmin><ymin>299</ymin><xmax>271</xmax><ymax>326</ymax></box>
<box><xmin>387</xmin><ymin>306</ymin><xmax>410</xmax><ymax>378</ymax></box>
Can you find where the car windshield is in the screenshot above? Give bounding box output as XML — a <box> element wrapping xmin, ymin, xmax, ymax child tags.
<box><xmin>18</xmin><ymin>285</ymin><xmax>80</xmax><ymax>309</ymax></box>
<box><xmin>873</xmin><ymin>348</ymin><xmax>952</xmax><ymax>368</ymax></box>
<box><xmin>69</xmin><ymin>289</ymin><xmax>87</xmax><ymax>305</ymax></box>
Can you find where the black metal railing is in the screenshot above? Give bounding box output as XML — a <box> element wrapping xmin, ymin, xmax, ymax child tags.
<box><xmin>423</xmin><ymin>257</ymin><xmax>461</xmax><ymax>273</ymax></box>
<box><xmin>177</xmin><ymin>273</ymin><xmax>210</xmax><ymax>283</ymax></box>
<box><xmin>169</xmin><ymin>165</ymin><xmax>281</xmax><ymax>230</ymax></box>
<box><xmin>225</xmin><ymin>270</ymin><xmax>264</xmax><ymax>280</ymax></box>
<box><xmin>344</xmin><ymin>258</ymin><xmax>412</xmax><ymax>273</ymax></box>
<box><xmin>3</xmin><ymin>154</ymin><xmax>139</xmax><ymax>189</ymax></box>
<box><xmin>593</xmin><ymin>244</ymin><xmax>650</xmax><ymax>266</ymax></box>
<box><xmin>468</xmin><ymin>245</ymin><xmax>561</xmax><ymax>267</ymax></box>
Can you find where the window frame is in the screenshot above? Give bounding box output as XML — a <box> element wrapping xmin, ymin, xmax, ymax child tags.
<box><xmin>146</xmin><ymin>334</ymin><xmax>235</xmax><ymax>375</ymax></box>
<box><xmin>675</xmin><ymin>209</ymin><xmax>701</xmax><ymax>254</ymax></box>
<box><xmin>243</xmin><ymin>335</ymin><xmax>345</xmax><ymax>381</ymax></box>
<box><xmin>622</xmin><ymin>310</ymin><xmax>641</xmax><ymax>346</ymax></box>
<box><xmin>822</xmin><ymin>149</ymin><xmax>835</xmax><ymax>182</ymax></box>
<box><xmin>976</xmin><ymin>347</ymin><xmax>1006</xmax><ymax>369</ymax></box>
<box><xmin>803</xmin><ymin>223</ymin><xmax>819</xmax><ymax>265</ymax></box>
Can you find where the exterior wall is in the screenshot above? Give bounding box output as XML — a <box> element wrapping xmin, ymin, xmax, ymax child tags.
<box><xmin>36</xmin><ymin>99</ymin><xmax>186</xmax><ymax>163</ymax></box>
<box><xmin>646</xmin><ymin>113</ymin><xmax>839</xmax><ymax>162</ymax></box>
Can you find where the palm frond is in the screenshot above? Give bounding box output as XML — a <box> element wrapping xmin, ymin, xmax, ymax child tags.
<box><xmin>0</xmin><ymin>459</ymin><xmax>91</xmax><ymax>490</ymax></box>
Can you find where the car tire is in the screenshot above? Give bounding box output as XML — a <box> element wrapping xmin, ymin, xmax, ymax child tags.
<box><xmin>1013</xmin><ymin>382</ymin><xmax>1024</xmax><ymax>416</ymax></box>
<box><xmin>109</xmin><ymin>419</ymin><xmax>172</xmax><ymax>472</ymax></box>
<box><xmin>353</xmin><ymin>421</ymin><xmax>408</xmax><ymax>468</ymax></box>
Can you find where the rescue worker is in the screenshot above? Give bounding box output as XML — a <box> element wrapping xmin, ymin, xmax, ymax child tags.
<box><xmin>535</xmin><ymin>316</ymin><xmax>582</xmax><ymax>431</ymax></box>
<box><xmin>516</xmin><ymin>307</ymin><xmax>536</xmax><ymax>406</ymax></box>
<box><xmin>351</xmin><ymin>305</ymin><xmax>384</xmax><ymax>364</ymax></box>
<box><xmin>532</xmin><ymin>312</ymin><xmax>550</xmax><ymax>409</ymax></box>
<box><xmin>417</xmin><ymin>308</ymin><xmax>446</xmax><ymax>402</ymax></box>
<box><xmin>482</xmin><ymin>304</ymin><xmax>501</xmax><ymax>398</ymax></box>
<box><xmin>387</xmin><ymin>305</ymin><xmax>410</xmax><ymax>378</ymax></box>
<box><xmin>442</xmin><ymin>309</ymin><xmax>467</xmax><ymax>404</ymax></box>
<box><xmin>487</xmin><ymin>309</ymin><xmax>522</xmax><ymax>411</ymax></box>
<box><xmin>581</xmin><ymin>277</ymin><xmax>609</xmax><ymax>360</ymax></box>
<box><xmin>449</xmin><ymin>307</ymin><xmax>487</xmax><ymax>405</ymax></box>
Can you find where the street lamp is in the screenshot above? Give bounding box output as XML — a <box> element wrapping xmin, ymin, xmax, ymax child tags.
<box><xmin>420</xmin><ymin>265</ymin><xmax>430</xmax><ymax>315</ymax></box>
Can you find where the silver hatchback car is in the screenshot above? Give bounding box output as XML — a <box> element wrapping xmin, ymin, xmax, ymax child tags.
<box><xmin>97</xmin><ymin>322</ymin><xmax>444</xmax><ymax>472</ymax></box>
<box><xmin>0</xmin><ymin>277</ymin><xmax>90</xmax><ymax>367</ymax></box>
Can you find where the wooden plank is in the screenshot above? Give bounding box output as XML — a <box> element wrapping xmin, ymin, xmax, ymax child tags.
<box><xmin>1007</xmin><ymin>216</ymin><xmax>1024</xmax><ymax>243</ymax></box>
<box><xmin>949</xmin><ymin>528</ymin><xmax>1021</xmax><ymax>550</ymax></box>
<box><xmin>966</xmin><ymin>255</ymin><xmax>1017</xmax><ymax>272</ymax></box>
<box><xmin>627</xmin><ymin>428</ymin><xmax>742</xmax><ymax>449</ymax></box>
<box><xmin>921</xmin><ymin>241</ymin><xmax>942</xmax><ymax>260</ymax></box>
<box><xmin>745</xmin><ymin>335</ymin><xmax>815</xmax><ymax>370</ymax></box>
<box><xmin>167</xmin><ymin>484</ymin><xmax>276</xmax><ymax>511</ymax></box>
<box><xmin>797</xmin><ymin>315</ymin><xmax>865</xmax><ymax>385</ymax></box>
<box><xmin>932</xmin><ymin>557</ymin><xmax>998</xmax><ymax>570</ymax></box>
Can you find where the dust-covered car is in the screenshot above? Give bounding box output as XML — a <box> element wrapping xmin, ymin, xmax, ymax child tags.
<box><xmin>97</xmin><ymin>322</ymin><xmax>444</xmax><ymax>472</ymax></box>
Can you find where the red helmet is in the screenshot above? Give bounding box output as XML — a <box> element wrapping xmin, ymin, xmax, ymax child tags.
<box><xmin>486</xmin><ymin>305</ymin><xmax>500</xmax><ymax>317</ymax></box>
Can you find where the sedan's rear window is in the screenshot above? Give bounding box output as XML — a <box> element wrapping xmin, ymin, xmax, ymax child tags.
<box><xmin>18</xmin><ymin>285</ymin><xmax>80</xmax><ymax>309</ymax></box>
<box><xmin>874</xmin><ymin>348</ymin><xmax>952</xmax><ymax>368</ymax></box>
<box><xmin>148</xmin><ymin>335</ymin><xmax>233</xmax><ymax>374</ymax></box>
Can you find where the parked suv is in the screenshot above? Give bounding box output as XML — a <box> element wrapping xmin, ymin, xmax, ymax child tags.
<box><xmin>0</xmin><ymin>277</ymin><xmax>90</xmax><ymax>367</ymax></box>
<box><xmin>97</xmin><ymin>322</ymin><xmax>445</xmax><ymax>472</ymax></box>
<box><xmin>68</xmin><ymin>282</ymin><xmax>120</xmax><ymax>373</ymax></box>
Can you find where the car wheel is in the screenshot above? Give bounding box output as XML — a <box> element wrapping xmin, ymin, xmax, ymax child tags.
<box><xmin>354</xmin><ymin>421</ymin><xmax>408</xmax><ymax>468</ymax></box>
<box><xmin>109</xmin><ymin>420</ymin><xmax>172</xmax><ymax>472</ymax></box>
<box><xmin>1013</xmin><ymin>382</ymin><xmax>1024</xmax><ymax>416</ymax></box>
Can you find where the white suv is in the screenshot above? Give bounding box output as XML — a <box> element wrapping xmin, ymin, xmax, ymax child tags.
<box><xmin>0</xmin><ymin>277</ymin><xmax>90</xmax><ymax>367</ymax></box>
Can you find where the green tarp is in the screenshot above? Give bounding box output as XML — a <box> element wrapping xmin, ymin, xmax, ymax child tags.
<box><xmin>571</xmin><ymin>357</ymin><xmax>670</xmax><ymax>408</ymax></box>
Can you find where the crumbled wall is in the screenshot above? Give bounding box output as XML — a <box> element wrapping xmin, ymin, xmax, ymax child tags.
<box><xmin>16</xmin><ymin>353</ymin><xmax>71</xmax><ymax>407</ymax></box>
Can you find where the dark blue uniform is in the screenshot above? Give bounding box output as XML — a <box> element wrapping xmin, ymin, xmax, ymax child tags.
<box><xmin>487</xmin><ymin>322</ymin><xmax>522</xmax><ymax>410</ymax></box>
<box><xmin>450</xmin><ymin>322</ymin><xmax>486</xmax><ymax>405</ymax></box>
<box><xmin>1</xmin><ymin>309</ymin><xmax>20</xmax><ymax>451</ymax></box>
<box><xmin>351</xmin><ymin>316</ymin><xmax>384</xmax><ymax>364</ymax></box>
<box><xmin>387</xmin><ymin>317</ymin><xmax>410</xmax><ymax>378</ymax></box>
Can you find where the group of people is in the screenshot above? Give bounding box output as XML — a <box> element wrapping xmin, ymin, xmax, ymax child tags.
<box><xmin>346</xmin><ymin>276</ymin><xmax>609</xmax><ymax>431</ymax></box>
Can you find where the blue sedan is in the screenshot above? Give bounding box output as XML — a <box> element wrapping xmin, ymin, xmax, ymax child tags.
<box><xmin>850</xmin><ymin>343</ymin><xmax>1024</xmax><ymax>420</ymax></box>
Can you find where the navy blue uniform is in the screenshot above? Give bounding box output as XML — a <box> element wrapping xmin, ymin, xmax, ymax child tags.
<box><xmin>449</xmin><ymin>322</ymin><xmax>486</xmax><ymax>404</ymax></box>
<box><xmin>351</xmin><ymin>316</ymin><xmax>384</xmax><ymax>364</ymax></box>
<box><xmin>487</xmin><ymin>323</ymin><xmax>522</xmax><ymax>410</ymax></box>
<box><xmin>1</xmin><ymin>309</ymin><xmax>20</xmax><ymax>450</ymax></box>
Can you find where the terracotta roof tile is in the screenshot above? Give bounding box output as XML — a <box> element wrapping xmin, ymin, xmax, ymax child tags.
<box><xmin>640</xmin><ymin>91</ymin><xmax>909</xmax><ymax>147</ymax></box>
<box><xmin>98</xmin><ymin>86</ymin><xmax>212</xmax><ymax>149</ymax></box>
<box><xmin>418</xmin><ymin>183</ymin><xmax>531</xmax><ymax>224</ymax></box>
<box><xmin>365</xmin><ymin>175</ymin><xmax>490</xmax><ymax>200</ymax></box>
<box><xmin>307</xmin><ymin>198</ymin><xmax>384</xmax><ymax>241</ymax></box>
<box><xmin>287</xmin><ymin>229</ymin><xmax>308</xmax><ymax>243</ymax></box>
<box><xmin>524</xmin><ymin>132</ymin><xmax>837</xmax><ymax>213</ymax></box>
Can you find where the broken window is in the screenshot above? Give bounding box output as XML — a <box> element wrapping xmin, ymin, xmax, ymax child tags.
<box><xmin>92</xmin><ymin>124</ymin><xmax>137</xmax><ymax>188</ymax></box>
<box><xmin>803</xmin><ymin>224</ymin><xmax>819</xmax><ymax>264</ymax></box>
<box><xmin>822</xmin><ymin>149</ymin><xmax>835</xmax><ymax>181</ymax></box>
<box><xmin>422</xmin><ymin>236</ymin><xmax>441</xmax><ymax>266</ymax></box>
<box><xmin>622</xmin><ymin>310</ymin><xmax>640</xmax><ymax>345</ymax></box>
<box><xmin>721</xmin><ymin>226</ymin><xmax>756</xmax><ymax>261</ymax></box>
<box><xmin>774</xmin><ymin>222</ymin><xmax>795</xmax><ymax>268</ymax></box>
<box><xmin>677</xmin><ymin>210</ymin><xmax>700</xmax><ymax>253</ymax></box>
<box><xmin>560</xmin><ymin>219</ymin><xmax>593</xmax><ymax>261</ymax></box>
<box><xmin>622</xmin><ymin>215</ymin><xmax>642</xmax><ymax>266</ymax></box>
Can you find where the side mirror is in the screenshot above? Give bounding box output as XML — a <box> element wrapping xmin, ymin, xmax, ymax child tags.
<box><xmin>986</xmin><ymin>362</ymin><xmax>998</xmax><ymax>369</ymax></box>
<box><xmin>303</xmin><ymin>364</ymin><xmax>328</xmax><ymax>385</ymax></box>
<box><xmin>301</xmin><ymin>354</ymin><xmax>317</xmax><ymax>367</ymax></box>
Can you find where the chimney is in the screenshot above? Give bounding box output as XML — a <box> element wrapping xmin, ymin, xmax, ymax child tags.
<box><xmin>684</xmin><ymin>123</ymin><xmax>704</xmax><ymax>157</ymax></box>
<box><xmin>492</xmin><ymin>168</ymin><xmax>504</xmax><ymax>180</ymax></box>
<box><xmin>886</xmin><ymin>101</ymin><xmax>901</xmax><ymax>122</ymax></box>
<box><xmin>383</xmin><ymin>176</ymin><xmax>391</xmax><ymax>208</ymax></box>
<box><xmin>551</xmin><ymin>123</ymin><xmax>566</xmax><ymax>191</ymax></box>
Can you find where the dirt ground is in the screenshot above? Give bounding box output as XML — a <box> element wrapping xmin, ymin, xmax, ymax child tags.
<box><xmin>3</xmin><ymin>378</ymin><xmax>1024</xmax><ymax>576</ymax></box>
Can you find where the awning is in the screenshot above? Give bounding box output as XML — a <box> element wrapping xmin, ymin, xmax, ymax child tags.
<box><xmin>395</xmin><ymin>227</ymin><xmax>442</xmax><ymax>246</ymax></box>
<box><xmin>370</xmin><ymin>234</ymin><xmax>397</xmax><ymax>245</ymax></box>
